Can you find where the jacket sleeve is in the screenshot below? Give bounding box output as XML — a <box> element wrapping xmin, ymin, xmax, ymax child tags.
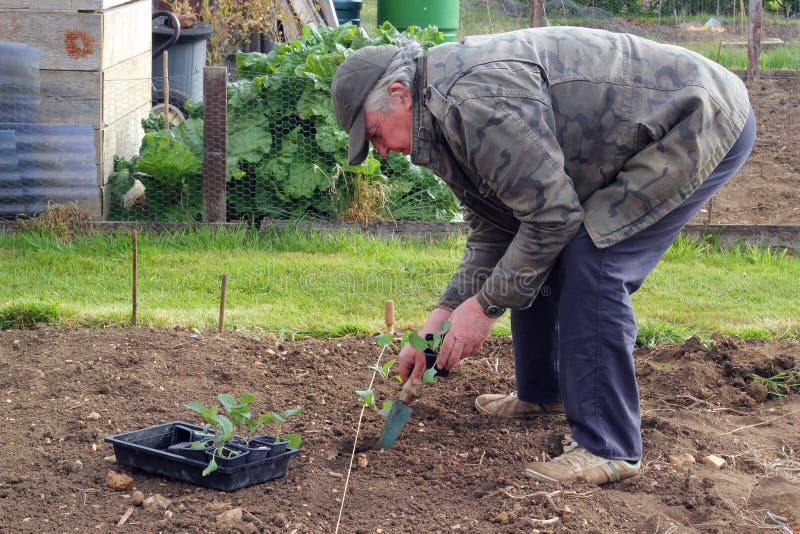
<box><xmin>437</xmin><ymin>209</ymin><xmax>514</xmax><ymax>310</ymax></box>
<box><xmin>443</xmin><ymin>91</ymin><xmax>584</xmax><ymax>309</ymax></box>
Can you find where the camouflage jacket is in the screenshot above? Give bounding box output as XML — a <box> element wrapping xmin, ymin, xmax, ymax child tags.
<box><xmin>409</xmin><ymin>27</ymin><xmax>751</xmax><ymax>310</ymax></box>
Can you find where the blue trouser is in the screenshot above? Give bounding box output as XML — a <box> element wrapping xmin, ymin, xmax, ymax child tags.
<box><xmin>511</xmin><ymin>109</ymin><xmax>757</xmax><ymax>461</ymax></box>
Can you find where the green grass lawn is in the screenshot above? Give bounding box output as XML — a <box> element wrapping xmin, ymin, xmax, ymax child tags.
<box><xmin>1</xmin><ymin>228</ymin><xmax>797</xmax><ymax>343</ymax></box>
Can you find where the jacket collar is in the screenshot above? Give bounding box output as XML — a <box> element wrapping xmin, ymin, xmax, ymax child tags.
<box><xmin>411</xmin><ymin>55</ymin><xmax>434</xmax><ymax>166</ymax></box>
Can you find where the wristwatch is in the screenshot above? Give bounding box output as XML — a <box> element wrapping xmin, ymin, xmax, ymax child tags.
<box><xmin>475</xmin><ymin>290</ymin><xmax>506</xmax><ymax>319</ymax></box>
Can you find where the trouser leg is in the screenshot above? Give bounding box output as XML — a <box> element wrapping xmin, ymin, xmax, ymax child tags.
<box><xmin>511</xmin><ymin>267</ymin><xmax>560</xmax><ymax>404</ymax></box>
<box><xmin>555</xmin><ymin>109</ymin><xmax>756</xmax><ymax>460</ymax></box>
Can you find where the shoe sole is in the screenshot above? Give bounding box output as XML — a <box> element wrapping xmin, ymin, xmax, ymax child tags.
<box><xmin>474</xmin><ymin>397</ymin><xmax>565</xmax><ymax>418</ymax></box>
<box><xmin>525</xmin><ymin>461</ymin><xmax>642</xmax><ymax>485</ymax></box>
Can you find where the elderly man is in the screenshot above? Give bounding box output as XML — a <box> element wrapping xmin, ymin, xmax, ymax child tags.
<box><xmin>331</xmin><ymin>26</ymin><xmax>754</xmax><ymax>485</ymax></box>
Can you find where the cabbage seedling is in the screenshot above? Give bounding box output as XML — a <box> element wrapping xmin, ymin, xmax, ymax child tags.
<box><xmin>375</xmin><ymin>320</ymin><xmax>452</xmax><ymax>384</ymax></box>
<box><xmin>256</xmin><ymin>407</ymin><xmax>305</xmax><ymax>449</ymax></box>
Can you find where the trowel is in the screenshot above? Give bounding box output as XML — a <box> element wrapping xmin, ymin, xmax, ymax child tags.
<box><xmin>376</xmin><ymin>378</ymin><xmax>418</xmax><ymax>450</ymax></box>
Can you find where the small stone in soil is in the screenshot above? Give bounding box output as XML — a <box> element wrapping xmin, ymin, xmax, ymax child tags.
<box><xmin>272</xmin><ymin>512</ymin><xmax>287</xmax><ymax>527</ymax></box>
<box><xmin>106</xmin><ymin>470</ymin><xmax>133</xmax><ymax>491</ymax></box>
<box><xmin>357</xmin><ymin>454</ymin><xmax>368</xmax><ymax>468</ymax></box>
<box><xmin>217</xmin><ymin>507</ymin><xmax>242</xmax><ymax>525</ymax></box>
<box><xmin>85</xmin><ymin>412</ymin><xmax>101</xmax><ymax>421</ymax></box>
<box><xmin>131</xmin><ymin>490</ymin><xmax>144</xmax><ymax>506</ymax></box>
<box><xmin>702</xmin><ymin>455</ymin><xmax>727</xmax><ymax>469</ymax></box>
<box><xmin>667</xmin><ymin>452</ymin><xmax>696</xmax><ymax>465</ymax></box>
<box><xmin>142</xmin><ymin>494</ymin><xmax>171</xmax><ymax>511</ymax></box>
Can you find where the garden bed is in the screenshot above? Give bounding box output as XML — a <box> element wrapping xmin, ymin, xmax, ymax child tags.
<box><xmin>1</xmin><ymin>326</ymin><xmax>798</xmax><ymax>532</ymax></box>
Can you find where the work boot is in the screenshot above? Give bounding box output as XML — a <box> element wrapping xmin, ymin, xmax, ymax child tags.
<box><xmin>474</xmin><ymin>392</ymin><xmax>564</xmax><ymax>417</ymax></box>
<box><xmin>525</xmin><ymin>445</ymin><xmax>640</xmax><ymax>485</ymax></box>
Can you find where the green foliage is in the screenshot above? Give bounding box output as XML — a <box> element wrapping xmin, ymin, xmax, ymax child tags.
<box><xmin>110</xmin><ymin>23</ymin><xmax>458</xmax><ymax>222</ymax></box>
<box><xmin>225</xmin><ymin>22</ymin><xmax>457</xmax><ymax>222</ymax></box>
<box><xmin>255</xmin><ymin>407</ymin><xmax>305</xmax><ymax>449</ymax></box>
<box><xmin>106</xmin><ymin>123</ymin><xmax>206</xmax><ymax>222</ymax></box>
<box><xmin>374</xmin><ymin>321</ymin><xmax>451</xmax><ymax>385</ymax></box>
<box><xmin>137</xmin><ymin>132</ymin><xmax>202</xmax><ymax>190</ymax></box>
<box><xmin>636</xmin><ymin>321</ymin><xmax>691</xmax><ymax>346</ymax></box>
<box><xmin>0</xmin><ymin>302</ymin><xmax>60</xmax><ymax>330</ymax></box>
<box><xmin>141</xmin><ymin>113</ymin><xmax>166</xmax><ymax>133</ymax></box>
<box><xmin>368</xmin><ymin>359</ymin><xmax>398</xmax><ymax>380</ymax></box>
<box><xmin>184</xmin><ymin>399</ymin><xmax>237</xmax><ymax>475</ymax></box>
<box><xmin>751</xmin><ymin>366</ymin><xmax>800</xmax><ymax>398</ymax></box>
<box><xmin>185</xmin><ymin>394</ymin><xmax>304</xmax><ymax>475</ymax></box>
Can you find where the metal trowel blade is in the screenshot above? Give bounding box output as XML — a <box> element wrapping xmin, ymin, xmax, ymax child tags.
<box><xmin>376</xmin><ymin>400</ymin><xmax>412</xmax><ymax>450</ymax></box>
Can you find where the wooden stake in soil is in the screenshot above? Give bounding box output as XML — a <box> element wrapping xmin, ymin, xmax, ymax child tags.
<box><xmin>132</xmin><ymin>230</ymin><xmax>138</xmax><ymax>326</ymax></box>
<box><xmin>218</xmin><ymin>274</ymin><xmax>227</xmax><ymax>334</ymax></box>
<box><xmin>163</xmin><ymin>50</ymin><xmax>170</xmax><ymax>132</ymax></box>
<box><xmin>384</xmin><ymin>300</ymin><xmax>394</xmax><ymax>333</ymax></box>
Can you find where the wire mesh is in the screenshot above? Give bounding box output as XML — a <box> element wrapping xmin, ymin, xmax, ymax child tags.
<box><xmin>2</xmin><ymin>4</ymin><xmax>800</xmax><ymax>223</ymax></box>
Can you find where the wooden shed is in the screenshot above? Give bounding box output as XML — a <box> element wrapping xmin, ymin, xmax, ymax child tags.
<box><xmin>0</xmin><ymin>0</ymin><xmax>151</xmax><ymax>217</ymax></box>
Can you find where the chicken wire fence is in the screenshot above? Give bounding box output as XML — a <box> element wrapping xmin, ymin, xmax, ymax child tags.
<box><xmin>2</xmin><ymin>8</ymin><xmax>800</xmax><ymax>223</ymax></box>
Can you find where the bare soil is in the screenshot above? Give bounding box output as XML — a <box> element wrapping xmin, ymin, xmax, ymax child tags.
<box><xmin>699</xmin><ymin>78</ymin><xmax>800</xmax><ymax>225</ymax></box>
<box><xmin>1</xmin><ymin>326</ymin><xmax>798</xmax><ymax>533</ymax></box>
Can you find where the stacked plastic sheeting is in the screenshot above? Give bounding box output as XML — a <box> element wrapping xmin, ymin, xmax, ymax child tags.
<box><xmin>0</xmin><ymin>41</ymin><xmax>97</xmax><ymax>218</ymax></box>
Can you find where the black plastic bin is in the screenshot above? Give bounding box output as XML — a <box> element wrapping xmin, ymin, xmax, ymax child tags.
<box><xmin>105</xmin><ymin>421</ymin><xmax>299</xmax><ymax>491</ymax></box>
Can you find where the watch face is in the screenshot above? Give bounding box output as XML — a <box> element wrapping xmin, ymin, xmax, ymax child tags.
<box><xmin>486</xmin><ymin>304</ymin><xmax>505</xmax><ymax>318</ymax></box>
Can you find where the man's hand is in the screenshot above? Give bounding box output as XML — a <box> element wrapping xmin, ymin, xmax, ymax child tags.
<box><xmin>437</xmin><ymin>296</ymin><xmax>496</xmax><ymax>370</ymax></box>
<box><xmin>398</xmin><ymin>307</ymin><xmax>452</xmax><ymax>383</ymax></box>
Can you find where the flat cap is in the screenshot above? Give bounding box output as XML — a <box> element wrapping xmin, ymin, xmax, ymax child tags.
<box><xmin>331</xmin><ymin>45</ymin><xmax>399</xmax><ymax>165</ymax></box>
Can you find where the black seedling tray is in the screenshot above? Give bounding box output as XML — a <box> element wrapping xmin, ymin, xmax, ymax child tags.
<box><xmin>104</xmin><ymin>421</ymin><xmax>299</xmax><ymax>491</ymax></box>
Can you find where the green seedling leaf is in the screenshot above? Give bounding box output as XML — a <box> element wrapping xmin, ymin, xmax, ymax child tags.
<box><xmin>202</xmin><ymin>456</ymin><xmax>218</xmax><ymax>476</ymax></box>
<box><xmin>422</xmin><ymin>367</ymin><xmax>437</xmax><ymax>385</ymax></box>
<box><xmin>356</xmin><ymin>389</ymin><xmax>375</xmax><ymax>408</ymax></box>
<box><xmin>367</xmin><ymin>364</ymin><xmax>388</xmax><ymax>379</ymax></box>
<box><xmin>239</xmin><ymin>393</ymin><xmax>256</xmax><ymax>405</ymax></box>
<box><xmin>393</xmin><ymin>375</ymin><xmax>403</xmax><ymax>383</ymax></box>
<box><xmin>375</xmin><ymin>333</ymin><xmax>394</xmax><ymax>347</ymax></box>
<box><xmin>377</xmin><ymin>400</ymin><xmax>394</xmax><ymax>417</ymax></box>
<box><xmin>283</xmin><ymin>433</ymin><xmax>302</xmax><ymax>449</ymax></box>
<box><xmin>211</xmin><ymin>414</ymin><xmax>234</xmax><ymax>440</ymax></box>
<box><xmin>368</xmin><ymin>359</ymin><xmax>396</xmax><ymax>380</ymax></box>
<box><xmin>432</xmin><ymin>332</ymin><xmax>442</xmax><ymax>352</ymax></box>
<box><xmin>257</xmin><ymin>412</ymin><xmax>278</xmax><ymax>425</ymax></box>
<box><xmin>189</xmin><ymin>440</ymin><xmax>206</xmax><ymax>450</ymax></box>
<box><xmin>218</xmin><ymin>393</ymin><xmax>236</xmax><ymax>411</ymax></box>
<box><xmin>283</xmin><ymin>407</ymin><xmax>304</xmax><ymax>419</ymax></box>
<box><xmin>184</xmin><ymin>401</ymin><xmax>207</xmax><ymax>414</ymax></box>
<box><xmin>406</xmin><ymin>332</ymin><xmax>429</xmax><ymax>352</ymax></box>
<box><xmin>440</xmin><ymin>320</ymin><xmax>452</xmax><ymax>334</ymax></box>
<box><xmin>270</xmin><ymin>411</ymin><xmax>285</xmax><ymax>424</ymax></box>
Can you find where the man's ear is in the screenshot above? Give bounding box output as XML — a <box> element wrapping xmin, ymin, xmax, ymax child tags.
<box><xmin>388</xmin><ymin>82</ymin><xmax>412</xmax><ymax>110</ymax></box>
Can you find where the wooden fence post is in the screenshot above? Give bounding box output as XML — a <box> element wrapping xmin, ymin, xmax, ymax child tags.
<box><xmin>748</xmin><ymin>0</ymin><xmax>762</xmax><ymax>81</ymax></box>
<box><xmin>203</xmin><ymin>66</ymin><xmax>227</xmax><ymax>223</ymax></box>
<box><xmin>530</xmin><ymin>0</ymin><xmax>547</xmax><ymax>27</ymax></box>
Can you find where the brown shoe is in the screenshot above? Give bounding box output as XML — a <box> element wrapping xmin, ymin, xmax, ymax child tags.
<box><xmin>525</xmin><ymin>446</ymin><xmax>640</xmax><ymax>485</ymax></box>
<box><xmin>474</xmin><ymin>392</ymin><xmax>564</xmax><ymax>417</ymax></box>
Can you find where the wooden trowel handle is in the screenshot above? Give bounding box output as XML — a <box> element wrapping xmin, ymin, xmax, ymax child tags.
<box><xmin>398</xmin><ymin>378</ymin><xmax>418</xmax><ymax>404</ymax></box>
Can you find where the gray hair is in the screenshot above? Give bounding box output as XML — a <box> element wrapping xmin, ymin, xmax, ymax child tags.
<box><xmin>363</xmin><ymin>39</ymin><xmax>423</xmax><ymax>114</ymax></box>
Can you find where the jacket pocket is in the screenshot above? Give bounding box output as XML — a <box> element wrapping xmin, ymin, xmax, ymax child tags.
<box><xmin>633</xmin><ymin>121</ymin><xmax>665</xmax><ymax>152</ymax></box>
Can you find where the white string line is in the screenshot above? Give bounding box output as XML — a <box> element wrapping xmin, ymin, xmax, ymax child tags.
<box><xmin>334</xmin><ymin>343</ymin><xmax>389</xmax><ymax>534</ymax></box>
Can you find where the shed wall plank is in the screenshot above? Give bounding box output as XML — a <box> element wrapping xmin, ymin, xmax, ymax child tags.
<box><xmin>0</xmin><ymin>0</ymin><xmax>134</xmax><ymax>10</ymax></box>
<box><xmin>0</xmin><ymin>1</ymin><xmax>150</xmax><ymax>71</ymax></box>
<box><xmin>39</xmin><ymin>50</ymin><xmax>150</xmax><ymax>128</ymax></box>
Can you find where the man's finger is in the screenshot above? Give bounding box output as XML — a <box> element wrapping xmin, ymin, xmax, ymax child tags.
<box><xmin>444</xmin><ymin>339</ymin><xmax>465</xmax><ymax>370</ymax></box>
<box><xmin>412</xmin><ymin>353</ymin><xmax>426</xmax><ymax>380</ymax></box>
<box><xmin>399</xmin><ymin>358</ymin><xmax>413</xmax><ymax>382</ymax></box>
